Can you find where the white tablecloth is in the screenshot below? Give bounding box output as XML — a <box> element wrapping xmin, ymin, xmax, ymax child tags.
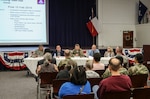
<box><xmin>24</xmin><ymin>57</ymin><xmax>43</xmax><ymax>76</ymax></box>
<box><xmin>24</xmin><ymin>57</ymin><xmax>111</xmax><ymax>76</ymax></box>
<box><xmin>56</xmin><ymin>57</ymin><xmax>110</xmax><ymax>66</ymax></box>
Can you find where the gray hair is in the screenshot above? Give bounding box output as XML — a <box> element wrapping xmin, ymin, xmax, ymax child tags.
<box><xmin>85</xmin><ymin>60</ymin><xmax>93</xmax><ymax>70</ymax></box>
<box><xmin>44</xmin><ymin>59</ymin><xmax>50</xmax><ymax>67</ymax></box>
<box><xmin>43</xmin><ymin>52</ymin><xmax>52</xmax><ymax>61</ymax></box>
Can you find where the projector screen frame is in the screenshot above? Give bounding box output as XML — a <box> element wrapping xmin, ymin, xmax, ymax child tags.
<box><xmin>0</xmin><ymin>0</ymin><xmax>49</xmax><ymax>46</ymax></box>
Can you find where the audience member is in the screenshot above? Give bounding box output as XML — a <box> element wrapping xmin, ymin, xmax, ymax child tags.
<box><xmin>88</xmin><ymin>44</ymin><xmax>100</xmax><ymax>57</ymax></box>
<box><xmin>92</xmin><ymin>53</ymin><xmax>105</xmax><ymax>70</ymax></box>
<box><xmin>37</xmin><ymin>48</ymin><xmax>56</xmax><ymax>67</ymax></box>
<box><xmin>128</xmin><ymin>53</ymin><xmax>149</xmax><ymax>75</ymax></box>
<box><xmin>58</xmin><ymin>66</ymin><xmax>91</xmax><ymax>98</ymax></box>
<box><xmin>43</xmin><ymin>47</ymin><xmax>52</xmax><ymax>55</ymax></box>
<box><xmin>32</xmin><ymin>45</ymin><xmax>44</xmax><ymax>57</ymax></box>
<box><xmin>58</xmin><ymin>49</ymin><xmax>77</xmax><ymax>69</ymax></box>
<box><xmin>102</xmin><ymin>56</ymin><xmax>128</xmax><ymax>78</ymax></box>
<box><xmin>56</xmin><ymin>60</ymin><xmax>74</xmax><ymax>80</ymax></box>
<box><xmin>85</xmin><ymin>60</ymin><xmax>100</xmax><ymax>78</ymax></box>
<box><xmin>52</xmin><ymin>45</ymin><xmax>64</xmax><ymax>57</ymax></box>
<box><xmin>36</xmin><ymin>53</ymin><xmax>58</xmax><ymax>74</ymax></box>
<box><xmin>97</xmin><ymin>58</ymin><xmax>132</xmax><ymax>99</ymax></box>
<box><xmin>104</xmin><ymin>46</ymin><xmax>115</xmax><ymax>57</ymax></box>
<box><xmin>115</xmin><ymin>46</ymin><xmax>129</xmax><ymax>67</ymax></box>
<box><xmin>72</xmin><ymin>44</ymin><xmax>85</xmax><ymax>57</ymax></box>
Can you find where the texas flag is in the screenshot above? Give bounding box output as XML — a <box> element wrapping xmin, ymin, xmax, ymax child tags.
<box><xmin>86</xmin><ymin>17</ymin><xmax>99</xmax><ymax>37</ymax></box>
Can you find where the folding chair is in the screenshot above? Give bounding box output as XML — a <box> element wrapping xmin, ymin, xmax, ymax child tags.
<box><xmin>37</xmin><ymin>72</ymin><xmax>58</xmax><ymax>99</ymax></box>
<box><xmin>129</xmin><ymin>74</ymin><xmax>148</xmax><ymax>88</ymax></box>
<box><xmin>87</xmin><ymin>77</ymin><xmax>103</xmax><ymax>99</ymax></box>
<box><xmin>94</xmin><ymin>70</ymin><xmax>105</xmax><ymax>77</ymax></box>
<box><xmin>87</xmin><ymin>77</ymin><xmax>103</xmax><ymax>89</ymax></box>
<box><xmin>52</xmin><ymin>79</ymin><xmax>69</xmax><ymax>99</ymax></box>
<box><xmin>132</xmin><ymin>87</ymin><xmax>150</xmax><ymax>99</ymax></box>
<box><xmin>62</xmin><ymin>93</ymin><xmax>95</xmax><ymax>99</ymax></box>
<box><xmin>102</xmin><ymin>91</ymin><xmax>131</xmax><ymax>99</ymax></box>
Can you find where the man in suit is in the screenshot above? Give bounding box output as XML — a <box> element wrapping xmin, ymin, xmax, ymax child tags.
<box><xmin>53</xmin><ymin>45</ymin><xmax>64</xmax><ymax>57</ymax></box>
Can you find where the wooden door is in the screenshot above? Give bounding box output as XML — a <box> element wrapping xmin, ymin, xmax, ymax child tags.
<box><xmin>143</xmin><ymin>45</ymin><xmax>150</xmax><ymax>71</ymax></box>
<box><xmin>123</xmin><ymin>31</ymin><xmax>133</xmax><ymax>48</ymax></box>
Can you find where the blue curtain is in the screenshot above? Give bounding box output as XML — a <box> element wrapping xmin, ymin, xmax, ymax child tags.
<box><xmin>49</xmin><ymin>0</ymin><xmax>96</xmax><ymax>48</ymax></box>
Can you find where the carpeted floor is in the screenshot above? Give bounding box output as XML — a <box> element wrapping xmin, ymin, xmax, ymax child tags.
<box><xmin>0</xmin><ymin>70</ymin><xmax>37</xmax><ymax>99</ymax></box>
<box><xmin>0</xmin><ymin>70</ymin><xmax>150</xmax><ymax>99</ymax></box>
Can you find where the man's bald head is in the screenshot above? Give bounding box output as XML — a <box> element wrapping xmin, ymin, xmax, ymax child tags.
<box><xmin>109</xmin><ymin>58</ymin><xmax>121</xmax><ymax>71</ymax></box>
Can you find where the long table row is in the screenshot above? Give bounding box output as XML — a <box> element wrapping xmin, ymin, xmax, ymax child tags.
<box><xmin>24</xmin><ymin>57</ymin><xmax>111</xmax><ymax>76</ymax></box>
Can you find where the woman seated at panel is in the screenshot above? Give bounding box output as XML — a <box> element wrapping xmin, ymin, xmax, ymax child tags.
<box><xmin>92</xmin><ymin>53</ymin><xmax>105</xmax><ymax>70</ymax></box>
<box><xmin>85</xmin><ymin>60</ymin><xmax>100</xmax><ymax>78</ymax></box>
<box><xmin>128</xmin><ymin>53</ymin><xmax>149</xmax><ymax>75</ymax></box>
<box><xmin>36</xmin><ymin>53</ymin><xmax>59</xmax><ymax>74</ymax></box>
<box><xmin>104</xmin><ymin>46</ymin><xmax>115</xmax><ymax>57</ymax></box>
<box><xmin>102</xmin><ymin>56</ymin><xmax>128</xmax><ymax>79</ymax></box>
<box><xmin>58</xmin><ymin>66</ymin><xmax>91</xmax><ymax>98</ymax></box>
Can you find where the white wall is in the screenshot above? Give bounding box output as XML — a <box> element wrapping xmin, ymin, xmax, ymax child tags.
<box><xmin>97</xmin><ymin>0</ymin><xmax>150</xmax><ymax>48</ymax></box>
<box><xmin>136</xmin><ymin>24</ymin><xmax>150</xmax><ymax>47</ymax></box>
<box><xmin>135</xmin><ymin>0</ymin><xmax>150</xmax><ymax>47</ymax></box>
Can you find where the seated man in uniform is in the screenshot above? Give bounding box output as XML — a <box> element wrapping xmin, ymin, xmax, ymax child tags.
<box><xmin>72</xmin><ymin>44</ymin><xmax>85</xmax><ymax>57</ymax></box>
<box><xmin>58</xmin><ymin>49</ymin><xmax>77</xmax><ymax>70</ymax></box>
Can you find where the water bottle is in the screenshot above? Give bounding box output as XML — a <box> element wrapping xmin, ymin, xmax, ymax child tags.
<box><xmin>53</xmin><ymin>53</ymin><xmax>56</xmax><ymax>58</ymax></box>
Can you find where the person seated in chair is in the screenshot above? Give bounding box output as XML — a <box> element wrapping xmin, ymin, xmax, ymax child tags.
<box><xmin>31</xmin><ymin>45</ymin><xmax>44</xmax><ymax>57</ymax></box>
<box><xmin>58</xmin><ymin>66</ymin><xmax>91</xmax><ymax>98</ymax></box>
<box><xmin>36</xmin><ymin>53</ymin><xmax>58</xmax><ymax>74</ymax></box>
<box><xmin>128</xmin><ymin>53</ymin><xmax>149</xmax><ymax>75</ymax></box>
<box><xmin>97</xmin><ymin>58</ymin><xmax>132</xmax><ymax>99</ymax></box>
<box><xmin>36</xmin><ymin>51</ymin><xmax>56</xmax><ymax>71</ymax></box>
<box><xmin>72</xmin><ymin>44</ymin><xmax>85</xmax><ymax>57</ymax></box>
<box><xmin>85</xmin><ymin>60</ymin><xmax>100</xmax><ymax>78</ymax></box>
<box><xmin>115</xmin><ymin>46</ymin><xmax>129</xmax><ymax>68</ymax></box>
<box><xmin>56</xmin><ymin>60</ymin><xmax>74</xmax><ymax>80</ymax></box>
<box><xmin>58</xmin><ymin>49</ymin><xmax>77</xmax><ymax>69</ymax></box>
<box><xmin>102</xmin><ymin>56</ymin><xmax>129</xmax><ymax>79</ymax></box>
<box><xmin>52</xmin><ymin>45</ymin><xmax>64</xmax><ymax>57</ymax></box>
<box><xmin>104</xmin><ymin>46</ymin><xmax>115</xmax><ymax>57</ymax></box>
<box><xmin>88</xmin><ymin>44</ymin><xmax>100</xmax><ymax>57</ymax></box>
<box><xmin>92</xmin><ymin>53</ymin><xmax>105</xmax><ymax>70</ymax></box>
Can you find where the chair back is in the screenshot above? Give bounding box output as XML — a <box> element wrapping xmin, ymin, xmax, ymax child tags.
<box><xmin>129</xmin><ymin>74</ymin><xmax>148</xmax><ymax>88</ymax></box>
<box><xmin>132</xmin><ymin>87</ymin><xmax>150</xmax><ymax>99</ymax></box>
<box><xmin>39</xmin><ymin>72</ymin><xmax>58</xmax><ymax>86</ymax></box>
<box><xmin>52</xmin><ymin>79</ymin><xmax>69</xmax><ymax>95</ymax></box>
<box><xmin>94</xmin><ymin>70</ymin><xmax>105</xmax><ymax>77</ymax></box>
<box><xmin>87</xmin><ymin>77</ymin><xmax>103</xmax><ymax>89</ymax></box>
<box><xmin>102</xmin><ymin>91</ymin><xmax>131</xmax><ymax>99</ymax></box>
<box><xmin>62</xmin><ymin>93</ymin><xmax>94</xmax><ymax>99</ymax></box>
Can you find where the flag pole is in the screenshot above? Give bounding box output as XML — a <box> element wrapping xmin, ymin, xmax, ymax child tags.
<box><xmin>91</xmin><ymin>7</ymin><xmax>95</xmax><ymax>44</ymax></box>
<box><xmin>93</xmin><ymin>36</ymin><xmax>95</xmax><ymax>44</ymax></box>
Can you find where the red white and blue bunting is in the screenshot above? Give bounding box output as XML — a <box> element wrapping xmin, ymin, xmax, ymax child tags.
<box><xmin>0</xmin><ymin>52</ymin><xmax>28</xmax><ymax>70</ymax></box>
<box><xmin>123</xmin><ymin>48</ymin><xmax>142</xmax><ymax>64</ymax></box>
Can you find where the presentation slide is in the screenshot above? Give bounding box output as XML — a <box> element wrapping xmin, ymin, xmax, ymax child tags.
<box><xmin>0</xmin><ymin>0</ymin><xmax>48</xmax><ymax>45</ymax></box>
